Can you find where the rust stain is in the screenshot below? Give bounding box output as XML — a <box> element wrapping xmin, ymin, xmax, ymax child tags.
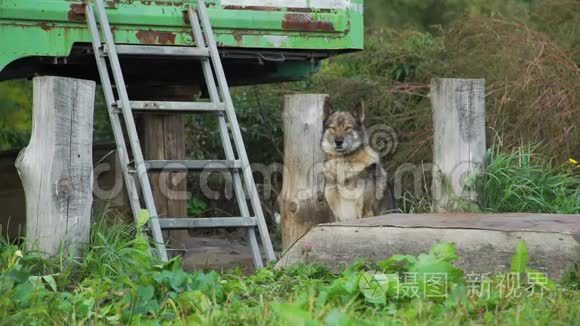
<box><xmin>153</xmin><ymin>1</ymin><xmax>184</xmax><ymax>6</ymax></box>
<box><xmin>68</xmin><ymin>3</ymin><xmax>86</xmax><ymax>22</ymax></box>
<box><xmin>223</xmin><ymin>5</ymin><xmax>282</xmax><ymax>11</ymax></box>
<box><xmin>232</xmin><ymin>30</ymin><xmax>243</xmax><ymax>47</ymax></box>
<box><xmin>136</xmin><ymin>30</ymin><xmax>177</xmax><ymax>45</ymax></box>
<box><xmin>287</xmin><ymin>7</ymin><xmax>333</xmax><ymax>13</ymax></box>
<box><xmin>38</xmin><ymin>22</ymin><xmax>52</xmax><ymax>31</ymax></box>
<box><xmin>106</xmin><ymin>1</ymin><xmax>119</xmax><ymax>8</ymax></box>
<box><xmin>282</xmin><ymin>13</ymin><xmax>334</xmax><ymax>32</ymax></box>
<box><xmin>223</xmin><ymin>5</ymin><xmax>332</xmax><ymax>13</ymax></box>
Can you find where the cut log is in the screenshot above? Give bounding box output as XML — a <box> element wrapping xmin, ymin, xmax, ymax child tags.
<box><xmin>279</xmin><ymin>94</ymin><xmax>333</xmax><ymax>250</ymax></box>
<box><xmin>16</xmin><ymin>76</ymin><xmax>95</xmax><ymax>256</ymax></box>
<box><xmin>276</xmin><ymin>213</ymin><xmax>580</xmax><ymax>279</ymax></box>
<box><xmin>431</xmin><ymin>78</ymin><xmax>486</xmax><ymax>212</ymax></box>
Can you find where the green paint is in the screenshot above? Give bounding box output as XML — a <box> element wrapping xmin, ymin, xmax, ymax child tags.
<box><xmin>0</xmin><ymin>0</ymin><xmax>364</xmax><ymax>81</ymax></box>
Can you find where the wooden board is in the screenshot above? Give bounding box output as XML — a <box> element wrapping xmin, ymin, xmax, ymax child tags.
<box><xmin>276</xmin><ymin>213</ymin><xmax>580</xmax><ymax>279</ymax></box>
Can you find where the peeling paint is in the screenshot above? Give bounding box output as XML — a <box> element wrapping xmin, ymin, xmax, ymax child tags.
<box><xmin>282</xmin><ymin>13</ymin><xmax>334</xmax><ymax>32</ymax></box>
<box><xmin>221</xmin><ymin>0</ymin><xmax>353</xmax><ymax>10</ymax></box>
<box><xmin>223</xmin><ymin>5</ymin><xmax>282</xmax><ymax>11</ymax></box>
<box><xmin>232</xmin><ymin>30</ymin><xmax>244</xmax><ymax>46</ymax></box>
<box><xmin>264</xmin><ymin>35</ymin><xmax>289</xmax><ymax>48</ymax></box>
<box><xmin>349</xmin><ymin>3</ymin><xmax>364</xmax><ymax>14</ymax></box>
<box><xmin>38</xmin><ymin>22</ymin><xmax>52</xmax><ymax>31</ymax></box>
<box><xmin>136</xmin><ymin>30</ymin><xmax>176</xmax><ymax>45</ymax></box>
<box><xmin>67</xmin><ymin>3</ymin><xmax>86</xmax><ymax>22</ymax></box>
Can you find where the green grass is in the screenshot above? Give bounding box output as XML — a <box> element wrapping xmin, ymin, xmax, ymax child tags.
<box><xmin>0</xmin><ymin>218</ymin><xmax>577</xmax><ymax>325</ymax></box>
<box><xmin>476</xmin><ymin>144</ymin><xmax>580</xmax><ymax>214</ymax></box>
<box><xmin>398</xmin><ymin>144</ymin><xmax>580</xmax><ymax>214</ymax></box>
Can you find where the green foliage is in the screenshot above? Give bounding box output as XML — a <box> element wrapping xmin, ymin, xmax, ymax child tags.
<box><xmin>511</xmin><ymin>240</ymin><xmax>530</xmax><ymax>273</ymax></box>
<box><xmin>0</xmin><ymin>80</ymin><xmax>32</xmax><ymax>151</ymax></box>
<box><xmin>364</xmin><ymin>0</ymin><xmax>535</xmax><ymax>30</ymax></box>
<box><xmin>476</xmin><ymin>145</ymin><xmax>580</xmax><ymax>214</ymax></box>
<box><xmin>0</xmin><ymin>223</ymin><xmax>577</xmax><ymax>324</ymax></box>
<box><xmin>187</xmin><ymin>197</ymin><xmax>208</xmax><ymax>217</ymax></box>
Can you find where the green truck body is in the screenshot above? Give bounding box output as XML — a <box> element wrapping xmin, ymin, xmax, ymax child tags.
<box><xmin>0</xmin><ymin>0</ymin><xmax>363</xmax><ymax>86</ymax></box>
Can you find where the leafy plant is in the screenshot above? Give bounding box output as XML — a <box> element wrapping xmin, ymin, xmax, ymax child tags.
<box><xmin>0</xmin><ymin>220</ymin><xmax>577</xmax><ymax>325</ymax></box>
<box><xmin>187</xmin><ymin>197</ymin><xmax>208</xmax><ymax>217</ymax></box>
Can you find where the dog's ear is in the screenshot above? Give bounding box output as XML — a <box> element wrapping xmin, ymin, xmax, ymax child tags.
<box><xmin>323</xmin><ymin>97</ymin><xmax>334</xmax><ymax>121</ymax></box>
<box><xmin>352</xmin><ymin>100</ymin><xmax>365</xmax><ymax>123</ymax></box>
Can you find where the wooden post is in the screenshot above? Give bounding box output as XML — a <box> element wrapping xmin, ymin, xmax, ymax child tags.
<box><xmin>142</xmin><ymin>115</ymin><xmax>190</xmax><ymax>250</ymax></box>
<box><xmin>431</xmin><ymin>78</ymin><xmax>486</xmax><ymax>212</ymax></box>
<box><xmin>279</xmin><ymin>94</ymin><xmax>333</xmax><ymax>250</ymax></box>
<box><xmin>16</xmin><ymin>76</ymin><xmax>95</xmax><ymax>256</ymax></box>
<box><xmin>131</xmin><ymin>85</ymin><xmax>199</xmax><ymax>252</ymax></box>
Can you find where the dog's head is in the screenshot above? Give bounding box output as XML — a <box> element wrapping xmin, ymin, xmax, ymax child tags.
<box><xmin>321</xmin><ymin>99</ymin><xmax>366</xmax><ymax>156</ymax></box>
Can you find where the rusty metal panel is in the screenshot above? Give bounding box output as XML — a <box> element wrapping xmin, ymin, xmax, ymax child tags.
<box><xmin>0</xmin><ymin>0</ymin><xmax>364</xmax><ymax>77</ymax></box>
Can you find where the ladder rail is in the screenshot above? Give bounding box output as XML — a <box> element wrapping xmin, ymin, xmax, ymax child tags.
<box><xmin>93</xmin><ymin>0</ymin><xmax>168</xmax><ymax>261</ymax></box>
<box><xmin>188</xmin><ymin>7</ymin><xmax>263</xmax><ymax>268</ymax></box>
<box><xmin>86</xmin><ymin>5</ymin><xmax>142</xmax><ymax>223</ymax></box>
<box><xmin>85</xmin><ymin>0</ymin><xmax>275</xmax><ymax>268</ymax></box>
<box><xmin>196</xmin><ymin>0</ymin><xmax>276</xmax><ymax>261</ymax></box>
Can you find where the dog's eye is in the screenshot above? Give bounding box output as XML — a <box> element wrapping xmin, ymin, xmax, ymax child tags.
<box><xmin>345</xmin><ymin>125</ymin><xmax>353</xmax><ymax>132</ymax></box>
<box><xmin>328</xmin><ymin>126</ymin><xmax>336</xmax><ymax>133</ymax></box>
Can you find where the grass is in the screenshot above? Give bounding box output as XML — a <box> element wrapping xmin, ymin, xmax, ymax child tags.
<box><xmin>0</xmin><ymin>216</ymin><xmax>578</xmax><ymax>325</ymax></box>
<box><xmin>476</xmin><ymin>144</ymin><xmax>580</xmax><ymax>214</ymax></box>
<box><xmin>399</xmin><ymin>144</ymin><xmax>580</xmax><ymax>214</ymax></box>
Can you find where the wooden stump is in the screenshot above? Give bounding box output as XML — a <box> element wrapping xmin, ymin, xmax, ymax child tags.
<box><xmin>16</xmin><ymin>76</ymin><xmax>95</xmax><ymax>256</ymax></box>
<box><xmin>431</xmin><ymin>78</ymin><xmax>486</xmax><ymax>212</ymax></box>
<box><xmin>279</xmin><ymin>94</ymin><xmax>333</xmax><ymax>250</ymax></box>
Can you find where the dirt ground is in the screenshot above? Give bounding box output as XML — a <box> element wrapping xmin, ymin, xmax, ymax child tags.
<box><xmin>171</xmin><ymin>229</ymin><xmax>280</xmax><ymax>273</ymax></box>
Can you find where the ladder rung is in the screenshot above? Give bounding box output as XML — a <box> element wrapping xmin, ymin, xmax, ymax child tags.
<box><xmin>108</xmin><ymin>45</ymin><xmax>210</xmax><ymax>58</ymax></box>
<box><xmin>144</xmin><ymin>160</ymin><xmax>242</xmax><ymax>171</ymax></box>
<box><xmin>117</xmin><ymin>101</ymin><xmax>225</xmax><ymax>113</ymax></box>
<box><xmin>158</xmin><ymin>217</ymin><xmax>257</xmax><ymax>229</ymax></box>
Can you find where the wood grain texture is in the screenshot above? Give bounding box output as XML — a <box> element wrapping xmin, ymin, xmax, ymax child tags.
<box><xmin>141</xmin><ymin>114</ymin><xmax>189</xmax><ymax>250</ymax></box>
<box><xmin>16</xmin><ymin>76</ymin><xmax>95</xmax><ymax>256</ymax></box>
<box><xmin>276</xmin><ymin>214</ymin><xmax>580</xmax><ymax>279</ymax></box>
<box><xmin>279</xmin><ymin>94</ymin><xmax>333</xmax><ymax>250</ymax></box>
<box><xmin>431</xmin><ymin>78</ymin><xmax>486</xmax><ymax>212</ymax></box>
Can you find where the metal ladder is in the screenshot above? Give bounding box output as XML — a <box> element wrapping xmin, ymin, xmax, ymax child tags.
<box><xmin>85</xmin><ymin>0</ymin><xmax>275</xmax><ymax>268</ymax></box>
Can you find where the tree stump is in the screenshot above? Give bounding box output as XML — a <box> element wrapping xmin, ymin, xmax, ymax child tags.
<box><xmin>16</xmin><ymin>76</ymin><xmax>95</xmax><ymax>256</ymax></box>
<box><xmin>279</xmin><ymin>94</ymin><xmax>333</xmax><ymax>250</ymax></box>
<box><xmin>431</xmin><ymin>78</ymin><xmax>486</xmax><ymax>212</ymax></box>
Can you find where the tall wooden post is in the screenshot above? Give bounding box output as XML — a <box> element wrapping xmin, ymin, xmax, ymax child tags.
<box><xmin>431</xmin><ymin>78</ymin><xmax>486</xmax><ymax>212</ymax></box>
<box><xmin>142</xmin><ymin>115</ymin><xmax>189</xmax><ymax>250</ymax></box>
<box><xmin>16</xmin><ymin>76</ymin><xmax>95</xmax><ymax>256</ymax></box>
<box><xmin>279</xmin><ymin>94</ymin><xmax>333</xmax><ymax>250</ymax></box>
<box><xmin>133</xmin><ymin>85</ymin><xmax>199</xmax><ymax>252</ymax></box>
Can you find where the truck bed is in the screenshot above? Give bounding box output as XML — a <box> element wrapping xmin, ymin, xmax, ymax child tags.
<box><xmin>0</xmin><ymin>0</ymin><xmax>363</xmax><ymax>89</ymax></box>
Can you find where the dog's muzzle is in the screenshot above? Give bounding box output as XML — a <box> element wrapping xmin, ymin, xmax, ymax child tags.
<box><xmin>335</xmin><ymin>137</ymin><xmax>344</xmax><ymax>150</ymax></box>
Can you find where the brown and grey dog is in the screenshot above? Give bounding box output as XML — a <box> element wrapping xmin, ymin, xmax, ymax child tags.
<box><xmin>321</xmin><ymin>100</ymin><xmax>396</xmax><ymax>221</ymax></box>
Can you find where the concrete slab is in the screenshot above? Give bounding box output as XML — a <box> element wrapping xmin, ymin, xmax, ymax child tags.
<box><xmin>276</xmin><ymin>213</ymin><xmax>580</xmax><ymax>279</ymax></box>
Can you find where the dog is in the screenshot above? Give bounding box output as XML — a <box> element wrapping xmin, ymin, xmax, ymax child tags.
<box><xmin>321</xmin><ymin>99</ymin><xmax>396</xmax><ymax>221</ymax></box>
